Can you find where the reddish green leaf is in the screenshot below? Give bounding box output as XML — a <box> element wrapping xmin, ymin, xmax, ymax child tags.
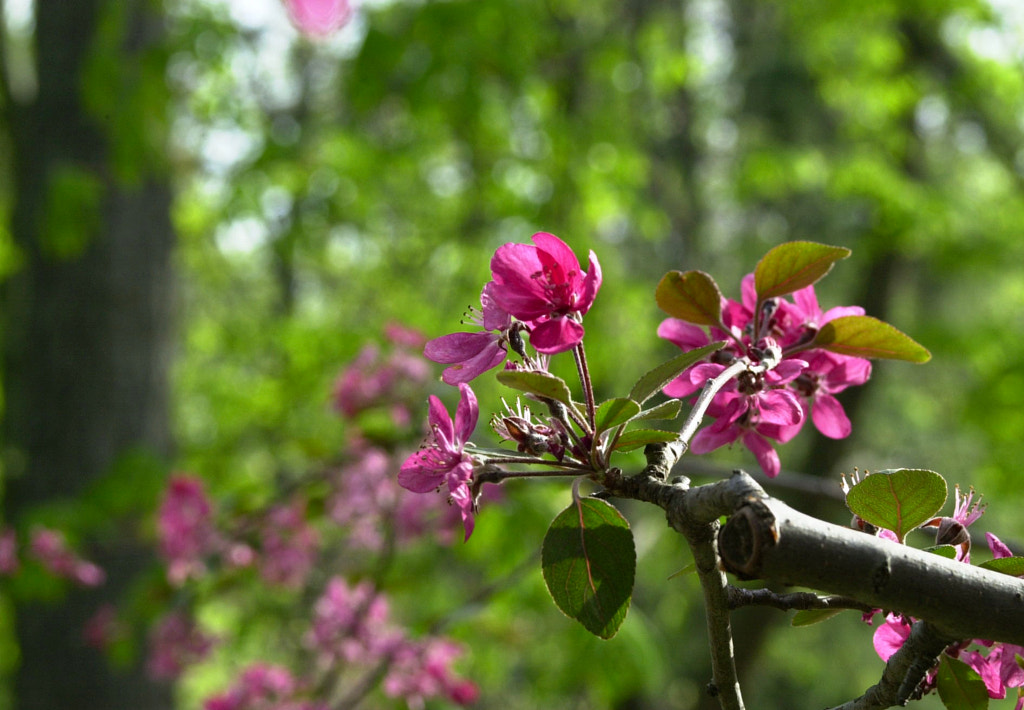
<box><xmin>628</xmin><ymin>341</ymin><xmax>725</xmax><ymax>404</ymax></box>
<box><xmin>813</xmin><ymin>315</ymin><xmax>931</xmax><ymax>363</ymax></box>
<box><xmin>612</xmin><ymin>429</ymin><xmax>680</xmax><ymax>452</ymax></box>
<box><xmin>753</xmin><ymin>241</ymin><xmax>850</xmax><ymax>300</ymax></box>
<box><xmin>655</xmin><ymin>270</ymin><xmax>723</xmax><ymax>326</ymax></box>
<box><xmin>541</xmin><ymin>497</ymin><xmax>636</xmax><ymax>639</ymax></box>
<box><xmin>936</xmin><ymin>655</ymin><xmax>990</xmax><ymax>710</ymax></box>
<box><xmin>845</xmin><ymin>469</ymin><xmax>947</xmax><ymax>544</ymax></box>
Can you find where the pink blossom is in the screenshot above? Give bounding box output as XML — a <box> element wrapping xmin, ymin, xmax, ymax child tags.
<box><xmin>964</xmin><ymin>643</ymin><xmax>1024</xmax><ymax>704</ymax></box>
<box><xmin>147</xmin><ymin>611</ymin><xmax>217</xmax><ymax>680</ymax></box>
<box><xmin>873</xmin><ymin>614</ymin><xmax>912</xmax><ymax>662</ymax></box>
<box><xmin>83</xmin><ymin>604</ymin><xmax>124</xmax><ymax>651</ymax></box>
<box><xmin>987</xmin><ymin>532</ymin><xmax>1013</xmax><ymax>560</ymax></box>
<box><xmin>425</xmin><ymin>283</ymin><xmax>512</xmax><ymax>385</ymax></box>
<box><xmin>307</xmin><ymin>577</ymin><xmax>394</xmax><ymax>665</ymax></box>
<box><xmin>259</xmin><ymin>500</ymin><xmax>320</xmax><ymax>588</ymax></box>
<box><xmin>158</xmin><ymin>475</ymin><xmax>216</xmax><ymax>585</ymax></box>
<box><xmin>489</xmin><ymin>232</ymin><xmax>602</xmax><ymax>354</ymax></box>
<box><xmin>0</xmin><ymin>528</ymin><xmax>19</xmax><ymax>575</ymax></box>
<box><xmin>792</xmin><ymin>351</ymin><xmax>871</xmax><ymax>439</ymax></box>
<box><xmin>28</xmin><ymin>527</ymin><xmax>105</xmax><ymax>587</ymax></box>
<box><xmin>283</xmin><ymin>0</ymin><xmax>353</xmax><ymax>37</ymax></box>
<box><xmin>383</xmin><ymin>637</ymin><xmax>479</xmax><ymax>708</ymax></box>
<box><xmin>399</xmin><ymin>383</ymin><xmax>479</xmax><ymax>540</ymax></box>
<box><xmin>203</xmin><ymin>663</ymin><xmax>326</xmax><ymax>710</ymax></box>
<box><xmin>333</xmin><ymin>341</ymin><xmax>431</xmax><ymax>422</ymax></box>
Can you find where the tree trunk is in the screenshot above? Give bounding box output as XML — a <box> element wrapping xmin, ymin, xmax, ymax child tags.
<box><xmin>1</xmin><ymin>1</ymin><xmax>175</xmax><ymax>708</ymax></box>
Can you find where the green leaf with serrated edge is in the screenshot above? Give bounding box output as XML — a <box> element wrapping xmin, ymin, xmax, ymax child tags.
<box><xmin>845</xmin><ymin>469</ymin><xmax>947</xmax><ymax>544</ymax></box>
<box><xmin>612</xmin><ymin>429</ymin><xmax>680</xmax><ymax>452</ymax></box>
<box><xmin>753</xmin><ymin>241</ymin><xmax>851</xmax><ymax>300</ymax></box>
<box><xmin>594</xmin><ymin>398</ymin><xmax>641</xmax><ymax>436</ymax></box>
<box><xmin>979</xmin><ymin>556</ymin><xmax>1024</xmax><ymax>577</ymax></box>
<box><xmin>655</xmin><ymin>270</ymin><xmax>723</xmax><ymax>326</ymax></box>
<box><xmin>634</xmin><ymin>399</ymin><xmax>683</xmax><ymax>422</ymax></box>
<box><xmin>628</xmin><ymin>341</ymin><xmax>726</xmax><ymax>404</ymax></box>
<box><xmin>541</xmin><ymin>497</ymin><xmax>636</xmax><ymax>639</ymax></box>
<box><xmin>936</xmin><ymin>655</ymin><xmax>990</xmax><ymax>710</ymax></box>
<box><xmin>812</xmin><ymin>315</ymin><xmax>931</xmax><ymax>363</ymax></box>
<box><xmin>791</xmin><ymin>608</ymin><xmax>844</xmax><ymax>627</ymax></box>
<box><xmin>925</xmin><ymin>545</ymin><xmax>958</xmax><ymax>559</ymax></box>
<box><xmin>496</xmin><ymin>370</ymin><xmax>574</xmax><ymax>407</ymax></box>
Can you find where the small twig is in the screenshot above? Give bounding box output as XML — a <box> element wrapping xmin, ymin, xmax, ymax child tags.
<box><xmin>726</xmin><ymin>587</ymin><xmax>874</xmax><ymax>614</ymax></box>
<box><xmin>678</xmin><ymin>359</ymin><xmax>747</xmax><ymax>449</ymax></box>
<box><xmin>572</xmin><ymin>339</ymin><xmax>597</xmax><ymax>434</ymax></box>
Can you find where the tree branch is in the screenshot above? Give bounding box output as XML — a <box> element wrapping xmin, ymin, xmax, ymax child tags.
<box><xmin>726</xmin><ymin>587</ymin><xmax>874</xmax><ymax>614</ymax></box>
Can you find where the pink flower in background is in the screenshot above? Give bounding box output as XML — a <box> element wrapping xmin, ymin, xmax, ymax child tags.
<box><xmin>158</xmin><ymin>475</ymin><xmax>216</xmax><ymax>585</ymax></box>
<box><xmin>147</xmin><ymin>611</ymin><xmax>217</xmax><ymax>680</ymax></box>
<box><xmin>203</xmin><ymin>663</ymin><xmax>327</xmax><ymax>710</ymax></box>
<box><xmin>29</xmin><ymin>527</ymin><xmax>105</xmax><ymax>587</ymax></box>
<box><xmin>0</xmin><ymin>528</ymin><xmax>18</xmax><ymax>575</ymax></box>
<box><xmin>489</xmin><ymin>232</ymin><xmax>602</xmax><ymax>354</ymax></box>
<box><xmin>283</xmin><ymin>0</ymin><xmax>353</xmax><ymax>37</ymax></box>
<box><xmin>333</xmin><ymin>338</ymin><xmax>431</xmax><ymax>423</ymax></box>
<box><xmin>384</xmin><ymin>637</ymin><xmax>479</xmax><ymax>707</ymax></box>
<box><xmin>260</xmin><ymin>500</ymin><xmax>320</xmax><ymax>588</ymax></box>
<box><xmin>307</xmin><ymin>577</ymin><xmax>394</xmax><ymax>664</ymax></box>
<box><xmin>399</xmin><ymin>383</ymin><xmax>479</xmax><ymax>540</ymax></box>
<box><xmin>425</xmin><ymin>283</ymin><xmax>512</xmax><ymax>385</ymax></box>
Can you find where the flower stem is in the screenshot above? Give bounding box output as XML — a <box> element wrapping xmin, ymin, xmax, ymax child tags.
<box><xmin>678</xmin><ymin>359</ymin><xmax>748</xmax><ymax>450</ymax></box>
<box><xmin>573</xmin><ymin>339</ymin><xmax>597</xmax><ymax>434</ymax></box>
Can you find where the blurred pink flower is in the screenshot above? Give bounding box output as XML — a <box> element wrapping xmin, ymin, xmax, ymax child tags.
<box><xmin>147</xmin><ymin>611</ymin><xmax>217</xmax><ymax>680</ymax></box>
<box><xmin>307</xmin><ymin>577</ymin><xmax>395</xmax><ymax>664</ymax></box>
<box><xmin>259</xmin><ymin>499</ymin><xmax>320</xmax><ymax>588</ymax></box>
<box><xmin>204</xmin><ymin>663</ymin><xmax>327</xmax><ymax>710</ymax></box>
<box><xmin>283</xmin><ymin>0</ymin><xmax>353</xmax><ymax>37</ymax></box>
<box><xmin>158</xmin><ymin>475</ymin><xmax>216</xmax><ymax>585</ymax></box>
<box><xmin>384</xmin><ymin>637</ymin><xmax>479</xmax><ymax>707</ymax></box>
<box><xmin>0</xmin><ymin>528</ymin><xmax>19</xmax><ymax>575</ymax></box>
<box><xmin>29</xmin><ymin>527</ymin><xmax>105</xmax><ymax>587</ymax></box>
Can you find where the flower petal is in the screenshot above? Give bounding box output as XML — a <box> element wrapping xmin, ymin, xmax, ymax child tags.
<box><xmin>811</xmin><ymin>393</ymin><xmax>852</xmax><ymax>439</ymax></box>
<box><xmin>453</xmin><ymin>384</ymin><xmax>479</xmax><ymax>445</ymax></box>
<box><xmin>398</xmin><ymin>452</ymin><xmax>443</xmax><ymax>493</ymax></box>
<box><xmin>528</xmin><ymin>318</ymin><xmax>585</xmax><ymax>354</ymax></box>
<box><xmin>742</xmin><ymin>430</ymin><xmax>780</xmax><ymax>478</ymax></box>
<box><xmin>427</xmin><ymin>395</ymin><xmax>455</xmax><ymax>452</ymax></box>
<box><xmin>657</xmin><ymin>318</ymin><xmax>711</xmax><ymax>351</ymax></box>
<box><xmin>578</xmin><ymin>250</ymin><xmax>602</xmax><ymax>315</ymax></box>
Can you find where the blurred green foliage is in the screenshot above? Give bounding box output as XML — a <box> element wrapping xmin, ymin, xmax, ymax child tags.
<box><xmin>6</xmin><ymin>0</ymin><xmax>1024</xmax><ymax>706</ymax></box>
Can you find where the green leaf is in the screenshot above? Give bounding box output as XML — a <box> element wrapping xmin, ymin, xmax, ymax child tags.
<box><xmin>979</xmin><ymin>556</ymin><xmax>1024</xmax><ymax>577</ymax></box>
<box><xmin>628</xmin><ymin>341</ymin><xmax>726</xmax><ymax>404</ymax></box>
<box><xmin>655</xmin><ymin>270</ymin><xmax>723</xmax><ymax>325</ymax></box>
<box><xmin>496</xmin><ymin>370</ymin><xmax>574</xmax><ymax>408</ymax></box>
<box><xmin>936</xmin><ymin>654</ymin><xmax>989</xmax><ymax>710</ymax></box>
<box><xmin>634</xmin><ymin>399</ymin><xmax>683</xmax><ymax>422</ymax></box>
<box><xmin>925</xmin><ymin>545</ymin><xmax>958</xmax><ymax>559</ymax></box>
<box><xmin>812</xmin><ymin>315</ymin><xmax>931</xmax><ymax>363</ymax></box>
<box><xmin>753</xmin><ymin>241</ymin><xmax>851</xmax><ymax>300</ymax></box>
<box><xmin>612</xmin><ymin>429</ymin><xmax>680</xmax><ymax>452</ymax></box>
<box><xmin>541</xmin><ymin>497</ymin><xmax>636</xmax><ymax>639</ymax></box>
<box><xmin>594</xmin><ymin>398</ymin><xmax>641</xmax><ymax>436</ymax></box>
<box><xmin>791</xmin><ymin>608</ymin><xmax>844</xmax><ymax>627</ymax></box>
<box><xmin>845</xmin><ymin>469</ymin><xmax>947</xmax><ymax>543</ymax></box>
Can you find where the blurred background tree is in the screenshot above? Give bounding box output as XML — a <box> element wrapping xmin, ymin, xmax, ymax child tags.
<box><xmin>2</xmin><ymin>0</ymin><xmax>1024</xmax><ymax>708</ymax></box>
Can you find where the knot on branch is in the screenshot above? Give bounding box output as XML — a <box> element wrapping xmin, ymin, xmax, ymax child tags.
<box><xmin>718</xmin><ymin>500</ymin><xmax>779</xmax><ymax>580</ymax></box>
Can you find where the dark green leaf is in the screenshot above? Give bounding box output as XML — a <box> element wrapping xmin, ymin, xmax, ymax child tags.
<box><xmin>925</xmin><ymin>545</ymin><xmax>958</xmax><ymax>559</ymax></box>
<box><xmin>634</xmin><ymin>399</ymin><xmax>683</xmax><ymax>422</ymax></box>
<box><xmin>655</xmin><ymin>270</ymin><xmax>723</xmax><ymax>326</ymax></box>
<box><xmin>628</xmin><ymin>341</ymin><xmax>726</xmax><ymax>404</ymax></box>
<box><xmin>594</xmin><ymin>398</ymin><xmax>641</xmax><ymax>436</ymax></box>
<box><xmin>541</xmin><ymin>497</ymin><xmax>636</xmax><ymax>639</ymax></box>
<box><xmin>979</xmin><ymin>556</ymin><xmax>1024</xmax><ymax>577</ymax></box>
<box><xmin>846</xmin><ymin>469</ymin><xmax>947</xmax><ymax>543</ymax></box>
<box><xmin>753</xmin><ymin>241</ymin><xmax>851</xmax><ymax>300</ymax></box>
<box><xmin>936</xmin><ymin>654</ymin><xmax>989</xmax><ymax>710</ymax></box>
<box><xmin>496</xmin><ymin>370</ymin><xmax>574</xmax><ymax>408</ymax></box>
<box><xmin>612</xmin><ymin>429</ymin><xmax>680</xmax><ymax>452</ymax></box>
<box><xmin>791</xmin><ymin>608</ymin><xmax>844</xmax><ymax>627</ymax></box>
<box><xmin>813</xmin><ymin>315</ymin><xmax>932</xmax><ymax>363</ymax></box>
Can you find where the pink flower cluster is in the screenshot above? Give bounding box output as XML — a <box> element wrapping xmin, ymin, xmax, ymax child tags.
<box><xmin>28</xmin><ymin>527</ymin><xmax>105</xmax><ymax>587</ymax></box>
<box><xmin>856</xmin><ymin>483</ymin><xmax>1023</xmax><ymax>706</ymax></box>
<box><xmin>659</xmin><ymin>274</ymin><xmax>870</xmax><ymax>477</ymax></box>
<box><xmin>147</xmin><ymin>611</ymin><xmax>218</xmax><ymax>680</ymax></box>
<box><xmin>307</xmin><ymin>577</ymin><xmax>477</xmax><ymax>707</ymax></box>
<box><xmin>333</xmin><ymin>324</ymin><xmax>431</xmax><ymax>427</ymax></box>
<box><xmin>204</xmin><ymin>663</ymin><xmax>326</xmax><ymax>710</ymax></box>
<box><xmin>424</xmin><ymin>232</ymin><xmax>601</xmax><ymax>385</ymax></box>
<box><xmin>158</xmin><ymin>475</ymin><xmax>217</xmax><ymax>586</ymax></box>
<box><xmin>260</xmin><ymin>500</ymin><xmax>320</xmax><ymax>589</ymax></box>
